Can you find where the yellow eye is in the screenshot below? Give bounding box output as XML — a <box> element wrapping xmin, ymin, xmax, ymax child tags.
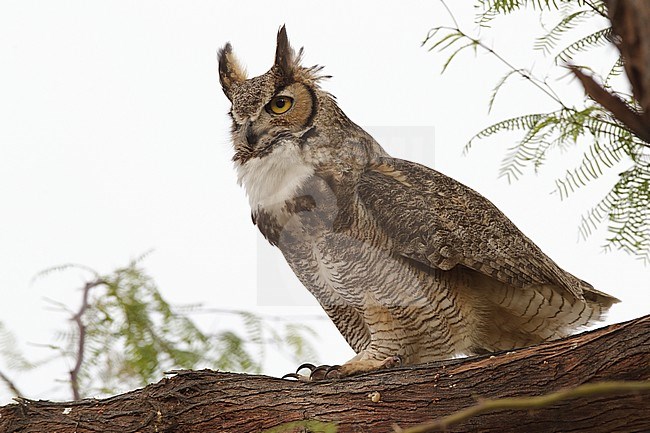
<box><xmin>267</xmin><ymin>96</ymin><xmax>293</xmax><ymax>114</ymax></box>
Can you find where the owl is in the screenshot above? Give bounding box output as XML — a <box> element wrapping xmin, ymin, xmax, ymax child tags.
<box><xmin>218</xmin><ymin>26</ymin><xmax>619</xmax><ymax>379</ymax></box>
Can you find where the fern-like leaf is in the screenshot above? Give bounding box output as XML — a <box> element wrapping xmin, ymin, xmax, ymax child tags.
<box><xmin>555</xmin><ymin>27</ymin><xmax>614</xmax><ymax>63</ymax></box>
<box><xmin>466</xmin><ymin>113</ymin><xmax>546</xmax><ymax>150</ymax></box>
<box><xmin>476</xmin><ymin>0</ymin><xmax>566</xmax><ymax>26</ymax></box>
<box><xmin>603</xmin><ymin>57</ymin><xmax>625</xmax><ymax>89</ymax></box>
<box><xmin>488</xmin><ymin>69</ymin><xmax>523</xmax><ymax>113</ymax></box>
<box><xmin>535</xmin><ymin>9</ymin><xmax>594</xmax><ymax>54</ymax></box>
<box><xmin>605</xmin><ymin>165</ymin><xmax>650</xmax><ymax>262</ymax></box>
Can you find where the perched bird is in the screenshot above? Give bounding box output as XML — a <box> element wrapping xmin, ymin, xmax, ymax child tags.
<box><xmin>217</xmin><ymin>26</ymin><xmax>619</xmax><ymax>379</ymax></box>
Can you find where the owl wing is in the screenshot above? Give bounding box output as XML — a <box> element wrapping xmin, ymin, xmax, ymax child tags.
<box><xmin>356</xmin><ymin>157</ymin><xmax>590</xmax><ymax>299</ymax></box>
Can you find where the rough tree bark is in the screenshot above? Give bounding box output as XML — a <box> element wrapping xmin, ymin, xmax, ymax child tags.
<box><xmin>1</xmin><ymin>315</ymin><xmax>649</xmax><ymax>433</ymax></box>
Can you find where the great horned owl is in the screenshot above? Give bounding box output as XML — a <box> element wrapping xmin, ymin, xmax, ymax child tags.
<box><xmin>218</xmin><ymin>26</ymin><xmax>619</xmax><ymax>378</ymax></box>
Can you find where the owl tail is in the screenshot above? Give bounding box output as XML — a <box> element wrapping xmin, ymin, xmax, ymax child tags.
<box><xmin>473</xmin><ymin>283</ymin><xmax>618</xmax><ymax>353</ymax></box>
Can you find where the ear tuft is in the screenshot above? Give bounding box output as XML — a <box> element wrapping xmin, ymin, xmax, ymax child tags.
<box><xmin>274</xmin><ymin>26</ymin><xmax>327</xmax><ymax>85</ymax></box>
<box><xmin>275</xmin><ymin>25</ymin><xmax>298</xmax><ymax>77</ymax></box>
<box><xmin>218</xmin><ymin>43</ymin><xmax>247</xmax><ymax>100</ymax></box>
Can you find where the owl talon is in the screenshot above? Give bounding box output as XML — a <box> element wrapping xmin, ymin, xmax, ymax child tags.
<box><xmin>282</xmin><ymin>363</ymin><xmax>344</xmax><ymax>381</ymax></box>
<box><xmin>295</xmin><ymin>363</ymin><xmax>317</xmax><ymax>374</ymax></box>
<box><xmin>281</xmin><ymin>363</ymin><xmax>332</xmax><ymax>381</ymax></box>
<box><xmin>281</xmin><ymin>372</ymin><xmax>302</xmax><ymax>380</ymax></box>
<box><xmin>324</xmin><ymin>365</ymin><xmax>342</xmax><ymax>379</ymax></box>
<box><xmin>296</xmin><ymin>362</ymin><xmax>332</xmax><ymax>380</ymax></box>
<box><xmin>309</xmin><ymin>365</ymin><xmax>332</xmax><ymax>381</ymax></box>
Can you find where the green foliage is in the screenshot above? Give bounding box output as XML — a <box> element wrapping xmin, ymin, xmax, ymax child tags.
<box><xmin>4</xmin><ymin>255</ymin><xmax>319</xmax><ymax>399</ymax></box>
<box><xmin>554</xmin><ymin>28</ymin><xmax>614</xmax><ymax>64</ymax></box>
<box><xmin>603</xmin><ymin>57</ymin><xmax>625</xmax><ymax>90</ymax></box>
<box><xmin>426</xmin><ymin>1</ymin><xmax>650</xmax><ymax>262</ymax></box>
<box><xmin>476</xmin><ymin>0</ymin><xmax>607</xmax><ymax>24</ymax></box>
<box><xmin>476</xmin><ymin>0</ymin><xmax>574</xmax><ymax>26</ymax></box>
<box><xmin>534</xmin><ymin>9</ymin><xmax>595</xmax><ymax>55</ymax></box>
<box><xmin>0</xmin><ymin>322</ymin><xmax>35</xmax><ymax>372</ymax></box>
<box><xmin>582</xmin><ymin>164</ymin><xmax>650</xmax><ymax>257</ymax></box>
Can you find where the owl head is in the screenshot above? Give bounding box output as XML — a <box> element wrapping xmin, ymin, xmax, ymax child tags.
<box><xmin>218</xmin><ymin>25</ymin><xmax>335</xmax><ymax>164</ymax></box>
<box><xmin>218</xmin><ymin>27</ymin><xmax>387</xmax><ymax>213</ymax></box>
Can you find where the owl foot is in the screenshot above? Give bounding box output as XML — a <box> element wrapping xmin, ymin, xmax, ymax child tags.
<box><xmin>282</xmin><ymin>356</ymin><xmax>402</xmax><ymax>381</ymax></box>
<box><xmin>281</xmin><ymin>363</ymin><xmax>335</xmax><ymax>381</ymax></box>
<box><xmin>334</xmin><ymin>355</ymin><xmax>402</xmax><ymax>377</ymax></box>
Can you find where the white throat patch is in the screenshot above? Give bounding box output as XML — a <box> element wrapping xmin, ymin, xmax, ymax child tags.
<box><xmin>236</xmin><ymin>142</ymin><xmax>315</xmax><ymax>212</ymax></box>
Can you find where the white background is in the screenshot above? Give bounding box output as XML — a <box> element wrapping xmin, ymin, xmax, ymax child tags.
<box><xmin>1</xmin><ymin>1</ymin><xmax>647</xmax><ymax>403</ymax></box>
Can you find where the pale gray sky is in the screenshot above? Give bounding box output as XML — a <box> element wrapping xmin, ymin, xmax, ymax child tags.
<box><xmin>0</xmin><ymin>1</ymin><xmax>647</xmax><ymax>403</ymax></box>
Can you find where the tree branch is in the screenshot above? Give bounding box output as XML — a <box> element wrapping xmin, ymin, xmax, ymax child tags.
<box><xmin>430</xmin><ymin>1</ymin><xmax>567</xmax><ymax>107</ymax></box>
<box><xmin>0</xmin><ymin>370</ymin><xmax>23</xmax><ymax>399</ymax></box>
<box><xmin>569</xmin><ymin>65</ymin><xmax>650</xmax><ymax>143</ymax></box>
<box><xmin>1</xmin><ymin>315</ymin><xmax>648</xmax><ymax>433</ymax></box>
<box><xmin>69</xmin><ymin>279</ymin><xmax>106</xmax><ymax>401</ymax></box>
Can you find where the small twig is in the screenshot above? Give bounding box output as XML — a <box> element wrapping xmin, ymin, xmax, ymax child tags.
<box><xmin>444</xmin><ymin>26</ymin><xmax>566</xmax><ymax>106</ymax></box>
<box><xmin>69</xmin><ymin>279</ymin><xmax>106</xmax><ymax>400</ymax></box>
<box><xmin>433</xmin><ymin>1</ymin><xmax>567</xmax><ymax>108</ymax></box>
<box><xmin>439</xmin><ymin>0</ymin><xmax>459</xmax><ymax>28</ymax></box>
<box><xmin>570</xmin><ymin>65</ymin><xmax>650</xmax><ymax>143</ymax></box>
<box><xmin>583</xmin><ymin>0</ymin><xmax>609</xmax><ymax>19</ymax></box>
<box><xmin>0</xmin><ymin>369</ymin><xmax>24</xmax><ymax>398</ymax></box>
<box><xmin>394</xmin><ymin>381</ymin><xmax>650</xmax><ymax>433</ymax></box>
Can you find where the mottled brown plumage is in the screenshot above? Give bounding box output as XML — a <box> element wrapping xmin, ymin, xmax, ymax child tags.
<box><xmin>218</xmin><ymin>26</ymin><xmax>619</xmax><ymax>378</ymax></box>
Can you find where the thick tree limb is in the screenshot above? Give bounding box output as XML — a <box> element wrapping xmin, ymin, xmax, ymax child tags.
<box><xmin>1</xmin><ymin>315</ymin><xmax>649</xmax><ymax>433</ymax></box>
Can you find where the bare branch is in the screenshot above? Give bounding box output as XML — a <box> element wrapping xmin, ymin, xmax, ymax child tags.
<box><xmin>570</xmin><ymin>65</ymin><xmax>650</xmax><ymax>143</ymax></box>
<box><xmin>69</xmin><ymin>279</ymin><xmax>106</xmax><ymax>401</ymax></box>
<box><xmin>0</xmin><ymin>370</ymin><xmax>23</xmax><ymax>399</ymax></box>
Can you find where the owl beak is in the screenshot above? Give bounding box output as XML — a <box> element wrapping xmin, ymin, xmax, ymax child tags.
<box><xmin>241</xmin><ymin>119</ymin><xmax>259</xmax><ymax>147</ymax></box>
